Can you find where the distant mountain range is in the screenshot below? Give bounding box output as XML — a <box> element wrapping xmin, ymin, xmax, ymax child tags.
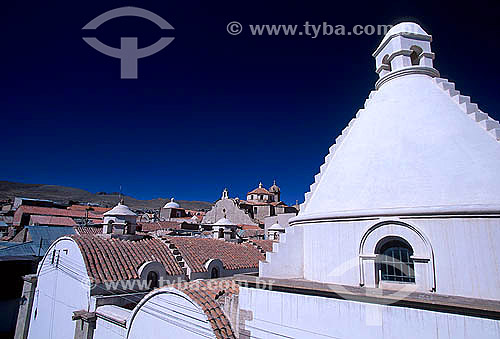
<box><xmin>0</xmin><ymin>181</ymin><xmax>213</xmax><ymax>211</ymax></box>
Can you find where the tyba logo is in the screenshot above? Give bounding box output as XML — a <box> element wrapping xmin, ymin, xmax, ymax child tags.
<box><xmin>82</xmin><ymin>7</ymin><xmax>174</xmax><ymax>79</ymax></box>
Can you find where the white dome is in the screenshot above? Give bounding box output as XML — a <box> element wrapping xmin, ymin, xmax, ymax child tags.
<box><xmin>298</xmin><ymin>73</ymin><xmax>500</xmax><ymax>220</ymax></box>
<box><xmin>213</xmin><ymin>217</ymin><xmax>235</xmax><ymax>226</ymax></box>
<box><xmin>380</xmin><ymin>22</ymin><xmax>429</xmax><ymax>45</ymax></box>
<box><xmin>269</xmin><ymin>222</ymin><xmax>285</xmax><ymax>231</ymax></box>
<box><xmin>164</xmin><ymin>198</ymin><xmax>180</xmax><ymax>209</ymax></box>
<box><xmin>103</xmin><ymin>203</ymin><xmax>136</xmax><ymax>216</ymax></box>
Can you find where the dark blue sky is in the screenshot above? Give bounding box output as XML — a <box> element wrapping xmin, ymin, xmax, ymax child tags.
<box><xmin>1</xmin><ymin>1</ymin><xmax>499</xmax><ymax>205</ymax></box>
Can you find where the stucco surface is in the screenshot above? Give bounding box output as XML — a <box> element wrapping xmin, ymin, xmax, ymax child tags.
<box><xmin>302</xmin><ymin>74</ymin><xmax>500</xmax><ymax>218</ymax></box>
<box><xmin>27</xmin><ymin>238</ymin><xmax>91</xmax><ymax>339</ymax></box>
<box><xmin>239</xmin><ymin>287</ymin><xmax>500</xmax><ymax>339</ymax></box>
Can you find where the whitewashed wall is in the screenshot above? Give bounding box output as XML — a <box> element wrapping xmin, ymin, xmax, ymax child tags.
<box><xmin>239</xmin><ymin>287</ymin><xmax>500</xmax><ymax>339</ymax></box>
<box><xmin>126</xmin><ymin>288</ymin><xmax>216</xmax><ymax>339</ymax></box>
<box><xmin>303</xmin><ymin>217</ymin><xmax>500</xmax><ymax>300</ymax></box>
<box><xmin>93</xmin><ymin>306</ymin><xmax>130</xmax><ymax>339</ymax></box>
<box><xmin>27</xmin><ymin>237</ymin><xmax>91</xmax><ymax>339</ymax></box>
<box><xmin>262</xmin><ymin>216</ymin><xmax>500</xmax><ymax>300</ymax></box>
<box><xmin>94</xmin><ymin>317</ymin><xmax>126</xmax><ymax>339</ymax></box>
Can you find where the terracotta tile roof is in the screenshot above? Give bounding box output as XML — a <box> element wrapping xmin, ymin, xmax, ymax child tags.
<box><xmin>70</xmin><ymin>235</ymin><xmax>184</xmax><ymax>284</ymax></box>
<box><xmin>175</xmin><ymin>217</ymin><xmax>199</xmax><ymax>221</ymax></box>
<box><xmin>247</xmin><ymin>187</ymin><xmax>272</xmax><ymax>195</ymax></box>
<box><xmin>184</xmin><ymin>209</ymin><xmax>206</xmax><ymax>216</ymax></box>
<box><xmin>171</xmin><ymin>279</ymin><xmax>237</xmax><ymax>339</ymax></box>
<box><xmin>30</xmin><ymin>215</ymin><xmax>77</xmax><ymax>227</ymax></box>
<box><xmin>238</xmin><ymin>224</ymin><xmax>261</xmax><ymax>230</ymax></box>
<box><xmin>244</xmin><ymin>239</ymin><xmax>275</xmax><ymax>253</ymax></box>
<box><xmin>74</xmin><ymin>226</ymin><xmax>104</xmax><ymax>235</ymax></box>
<box><xmin>162</xmin><ymin>237</ymin><xmax>265</xmax><ymax>273</ymax></box>
<box><xmin>68</xmin><ymin>205</ymin><xmax>112</xmax><ymax>213</ymax></box>
<box><xmin>13</xmin><ymin>206</ymin><xmax>103</xmax><ymax>226</ymax></box>
<box><xmin>137</xmin><ymin>221</ymin><xmax>182</xmax><ymax>232</ymax></box>
<box><xmin>239</xmin><ymin>229</ymin><xmax>265</xmax><ymax>239</ymax></box>
<box><xmin>239</xmin><ymin>200</ymin><xmax>271</xmax><ymax>206</ymax></box>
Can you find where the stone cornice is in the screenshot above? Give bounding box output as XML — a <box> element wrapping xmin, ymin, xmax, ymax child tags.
<box><xmin>375</xmin><ymin>66</ymin><xmax>439</xmax><ymax>89</ymax></box>
<box><xmin>291</xmin><ymin>204</ymin><xmax>500</xmax><ymax>226</ymax></box>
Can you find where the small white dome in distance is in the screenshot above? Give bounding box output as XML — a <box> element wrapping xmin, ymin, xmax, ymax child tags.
<box><xmin>269</xmin><ymin>222</ymin><xmax>285</xmax><ymax>231</ymax></box>
<box><xmin>213</xmin><ymin>217</ymin><xmax>235</xmax><ymax>226</ymax></box>
<box><xmin>103</xmin><ymin>202</ymin><xmax>137</xmax><ymax>216</ymax></box>
<box><xmin>164</xmin><ymin>198</ymin><xmax>180</xmax><ymax>209</ymax></box>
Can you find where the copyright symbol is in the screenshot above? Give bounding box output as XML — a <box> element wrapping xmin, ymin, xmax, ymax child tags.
<box><xmin>227</xmin><ymin>21</ymin><xmax>242</xmax><ymax>35</ymax></box>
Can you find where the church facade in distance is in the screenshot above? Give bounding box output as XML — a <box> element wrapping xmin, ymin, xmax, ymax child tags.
<box><xmin>202</xmin><ymin>181</ymin><xmax>298</xmax><ymax>226</ymax></box>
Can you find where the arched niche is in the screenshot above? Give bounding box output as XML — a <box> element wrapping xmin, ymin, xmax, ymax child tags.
<box><xmin>204</xmin><ymin>259</ymin><xmax>224</xmax><ymax>279</ymax></box>
<box><xmin>138</xmin><ymin>261</ymin><xmax>168</xmax><ymax>289</ymax></box>
<box><xmin>409</xmin><ymin>45</ymin><xmax>423</xmax><ymax>65</ymax></box>
<box><xmin>358</xmin><ymin>220</ymin><xmax>436</xmax><ymax>292</ymax></box>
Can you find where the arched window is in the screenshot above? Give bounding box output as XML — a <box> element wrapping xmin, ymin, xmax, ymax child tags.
<box><xmin>376</xmin><ymin>237</ymin><xmax>415</xmax><ymax>283</ymax></box>
<box><xmin>211</xmin><ymin>267</ymin><xmax>219</xmax><ymax>279</ymax></box>
<box><xmin>410</xmin><ymin>46</ymin><xmax>423</xmax><ymax>66</ymax></box>
<box><xmin>147</xmin><ymin>271</ymin><xmax>159</xmax><ymax>289</ymax></box>
<box><xmin>105</xmin><ymin>220</ymin><xmax>114</xmax><ymax>234</ymax></box>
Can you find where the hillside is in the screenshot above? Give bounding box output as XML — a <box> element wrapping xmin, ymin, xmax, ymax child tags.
<box><xmin>0</xmin><ymin>181</ymin><xmax>212</xmax><ymax>211</ymax></box>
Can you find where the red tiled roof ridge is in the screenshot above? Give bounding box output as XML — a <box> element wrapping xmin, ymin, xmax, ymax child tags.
<box><xmin>247</xmin><ymin>187</ymin><xmax>272</xmax><ymax>195</ymax></box>
<box><xmin>170</xmin><ymin>279</ymin><xmax>238</xmax><ymax>339</ymax></box>
<box><xmin>244</xmin><ymin>239</ymin><xmax>275</xmax><ymax>254</ymax></box>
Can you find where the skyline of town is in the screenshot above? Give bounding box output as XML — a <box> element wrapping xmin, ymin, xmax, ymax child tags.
<box><xmin>2</xmin><ymin>1</ymin><xmax>499</xmax><ymax>205</ymax></box>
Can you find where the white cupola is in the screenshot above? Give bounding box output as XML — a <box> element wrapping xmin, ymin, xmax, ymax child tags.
<box><xmin>373</xmin><ymin>22</ymin><xmax>438</xmax><ymax>89</ymax></box>
<box><xmin>267</xmin><ymin>222</ymin><xmax>285</xmax><ymax>240</ymax></box>
<box><xmin>212</xmin><ymin>216</ymin><xmax>237</xmax><ymax>241</ymax></box>
<box><xmin>163</xmin><ymin>197</ymin><xmax>180</xmax><ymax>209</ymax></box>
<box><xmin>103</xmin><ymin>201</ymin><xmax>137</xmax><ymax>235</ymax></box>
